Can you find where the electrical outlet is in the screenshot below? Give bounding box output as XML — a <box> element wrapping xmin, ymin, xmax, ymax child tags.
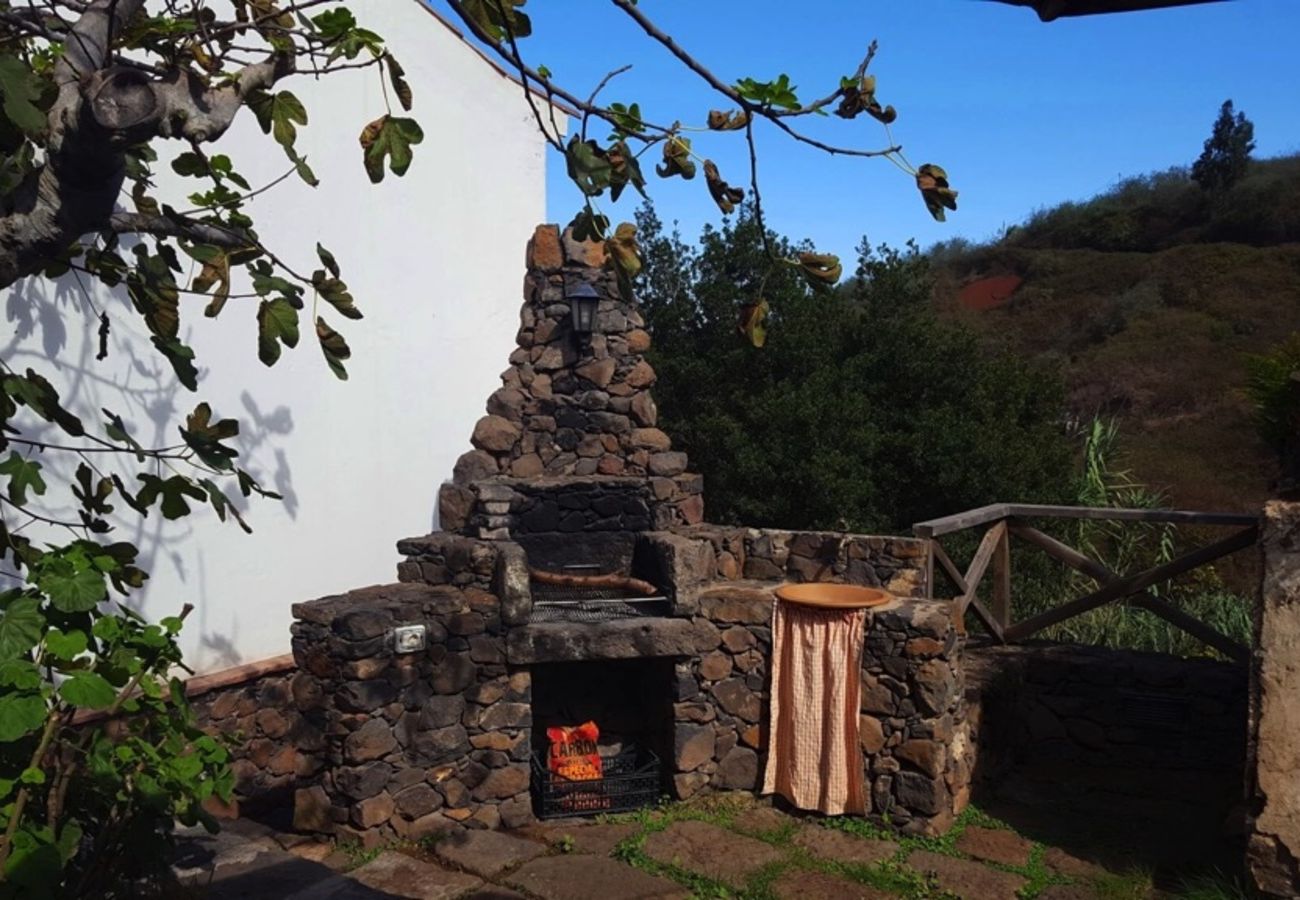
<box><xmin>393</xmin><ymin>624</ymin><xmax>426</xmax><ymax>654</ymax></box>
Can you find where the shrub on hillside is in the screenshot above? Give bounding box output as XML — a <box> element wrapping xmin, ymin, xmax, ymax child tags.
<box><xmin>636</xmin><ymin>204</ymin><xmax>1073</xmax><ymax>533</ymax></box>
<box><xmin>1245</xmin><ymin>333</ymin><xmax>1300</xmax><ymax>495</ymax></box>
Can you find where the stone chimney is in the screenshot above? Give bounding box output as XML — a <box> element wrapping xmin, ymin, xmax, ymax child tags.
<box><xmin>437</xmin><ymin>225</ymin><xmax>704</xmax><ymax>542</ymax></box>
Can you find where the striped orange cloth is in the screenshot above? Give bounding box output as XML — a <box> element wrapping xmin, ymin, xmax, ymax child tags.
<box><xmin>761</xmin><ymin>599</ymin><xmax>868</xmax><ymax>815</ymax></box>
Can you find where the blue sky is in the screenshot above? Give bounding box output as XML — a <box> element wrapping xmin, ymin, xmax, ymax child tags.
<box><xmin>433</xmin><ymin>0</ymin><xmax>1300</xmax><ymax>264</ymax></box>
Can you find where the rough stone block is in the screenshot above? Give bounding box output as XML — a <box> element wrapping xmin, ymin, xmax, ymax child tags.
<box><xmin>956</xmin><ymin>825</ymin><xmax>1034</xmax><ymax>868</ymax></box>
<box><xmin>698</xmin><ymin>585</ymin><xmax>774</xmax><ymax>625</ymax></box>
<box><xmin>529</xmin><ymin>224</ymin><xmax>563</xmax><ymax>272</ymax></box>
<box><xmin>434</xmin><ymin>829</ymin><xmax>545</xmax><ymax>879</ymax></box>
<box><xmin>506</xmin><ymin>618</ymin><xmax>701</xmax><ymax>664</ymax></box>
<box><xmin>715</xmin><ymin>746</ymin><xmax>759</xmax><ymax>790</ymax></box>
<box><xmin>344</xmin><ymin>719</ymin><xmax>397</xmax><ymax>764</ymax></box>
<box><xmin>907</xmin><ymin>850</ymin><xmax>1026</xmax><ymax>899</ymax></box>
<box><xmin>642</xmin><ymin>821</ymin><xmax>780</xmax><ymax>889</ymax></box>
<box><xmin>352</xmin><ymin>791</ymin><xmax>395</xmax><ymax>829</ymax></box>
<box><xmin>792</xmin><ymin>826</ymin><xmax>897</xmax><ymax>867</ymax></box>
<box><xmin>507</xmin><ymin>855</ymin><xmax>684</xmax><ymax>900</ymax></box>
<box><xmin>674</xmin><ymin>723</ymin><xmax>715</xmax><ymax>772</ymax></box>
<box><xmin>293</xmin><ymin>785</ymin><xmax>333</xmax><ymax>833</ymax></box>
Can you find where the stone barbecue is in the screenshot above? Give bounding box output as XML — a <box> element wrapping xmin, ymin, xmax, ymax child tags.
<box><xmin>286</xmin><ymin>226</ymin><xmax>972</xmax><ymax>847</ymax></box>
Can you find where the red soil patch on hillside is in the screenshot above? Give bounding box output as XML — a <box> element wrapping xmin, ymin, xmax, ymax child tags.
<box><xmin>959</xmin><ymin>274</ymin><xmax>1023</xmax><ymax>311</ymax></box>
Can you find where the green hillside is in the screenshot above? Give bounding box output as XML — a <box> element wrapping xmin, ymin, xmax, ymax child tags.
<box><xmin>929</xmin><ymin>154</ymin><xmax>1300</xmax><ymax>514</ymax></box>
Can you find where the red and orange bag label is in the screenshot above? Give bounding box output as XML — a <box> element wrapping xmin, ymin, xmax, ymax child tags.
<box><xmin>547</xmin><ymin>721</ymin><xmax>603</xmax><ymax>782</ymax></box>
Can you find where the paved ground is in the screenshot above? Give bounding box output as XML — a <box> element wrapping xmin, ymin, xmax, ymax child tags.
<box><xmin>171</xmin><ymin>793</ymin><xmax>1155</xmax><ymax>899</ymax></box>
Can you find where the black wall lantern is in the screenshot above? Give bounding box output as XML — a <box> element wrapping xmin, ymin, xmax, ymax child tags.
<box><xmin>566</xmin><ymin>281</ymin><xmax>600</xmax><ymax>339</ymax></box>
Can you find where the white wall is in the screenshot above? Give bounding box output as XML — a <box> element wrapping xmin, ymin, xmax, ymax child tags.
<box><xmin>1</xmin><ymin>1</ymin><xmax>564</xmax><ymax>673</ymax></box>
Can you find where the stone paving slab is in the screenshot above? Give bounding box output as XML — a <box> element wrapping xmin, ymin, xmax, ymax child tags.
<box><xmin>287</xmin><ymin>841</ymin><xmax>338</xmax><ymax>864</ymax></box>
<box><xmin>174</xmin><ymin>822</ymin><xmax>347</xmax><ymax>900</ymax></box>
<box><xmin>528</xmin><ymin>821</ymin><xmax>641</xmax><ymax>856</ymax></box>
<box><xmin>731</xmin><ymin>805</ymin><xmax>796</xmax><ymax>836</ymax></box>
<box><xmin>642</xmin><ymin>820</ymin><xmax>783</xmax><ymax>888</ymax></box>
<box><xmin>350</xmin><ymin>851</ymin><xmax>484</xmax><ymax>899</ymax></box>
<box><xmin>434</xmin><ymin>830</ymin><xmax>546</xmax><ymax>879</ymax></box>
<box><xmin>1036</xmin><ymin>885</ymin><xmax>1105</xmax><ymax>900</ymax></box>
<box><xmin>284</xmin><ymin>875</ymin><xmax>415</xmax><ymax>900</ymax></box>
<box><xmin>1042</xmin><ymin>847</ymin><xmax>1108</xmax><ymax>880</ymax></box>
<box><xmin>792</xmin><ymin>825</ymin><xmax>898</xmax><ymax>867</ymax></box>
<box><xmin>907</xmin><ymin>849</ymin><xmax>1027</xmax><ymax>900</ymax></box>
<box><xmin>506</xmin><ymin>855</ymin><xmax>690</xmax><ymax>900</ymax></box>
<box><xmin>956</xmin><ymin>826</ymin><xmax>1035</xmax><ymax>868</ymax></box>
<box><xmin>771</xmin><ymin>869</ymin><xmax>899</xmax><ymax>899</ymax></box>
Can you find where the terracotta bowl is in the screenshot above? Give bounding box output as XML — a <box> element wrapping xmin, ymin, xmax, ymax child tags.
<box><xmin>774</xmin><ymin>583</ymin><xmax>893</xmax><ymax>610</ymax></box>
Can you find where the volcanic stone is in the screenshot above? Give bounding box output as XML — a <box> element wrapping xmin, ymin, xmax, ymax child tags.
<box><xmin>908</xmin><ymin>850</ymin><xmax>1027</xmax><ymax>899</ymax></box>
<box><xmin>860</xmin><ymin>715</ymin><xmax>886</xmax><ymax>753</ymax></box>
<box><xmin>625</xmin><ymin>360</ymin><xmax>656</xmax><ymax>388</ymax></box>
<box><xmin>414</xmin><ymin>725</ymin><xmax>469</xmax><ymax>762</ymax></box>
<box><xmin>453</xmin><ymin>450</ymin><xmax>499</xmax><ymax>484</ymax></box>
<box><xmin>336</xmin><ymin>762</ymin><xmax>393</xmax><ymax>800</ymax></box>
<box><xmin>792</xmin><ymin>826</ymin><xmax>897</xmax><ymax>866</ymax></box>
<box><xmin>472</xmin><ymin>415</ymin><xmax>521</xmax><ymax>453</ymax></box>
<box><xmin>344</xmin><ymin>719</ymin><xmax>396</xmax><ymax>764</ymax></box>
<box><xmin>431</xmin><ymin>654</ymin><xmax>476</xmax><ymax>694</ymax></box>
<box><xmin>715</xmin><ymin>746</ymin><xmax>759</xmax><ymax>790</ymax></box>
<box><xmin>721</xmin><ymin>627</ymin><xmax>757</xmax><ymax>653</ymax></box>
<box><xmin>642</xmin><ymin>821</ymin><xmax>780</xmax><ymax>888</ymax></box>
<box><xmin>647</xmin><ymin>452</ymin><xmax>688</xmax><ymax>477</ymax></box>
<box><xmin>395</xmin><ymin>783</ymin><xmax>444</xmax><ymax>820</ymax></box>
<box><xmin>771</xmin><ymin>870</ymin><xmax>895</xmax><ymax>900</ymax></box>
<box><xmin>894</xmin><ymin>771</ymin><xmax>948</xmax><ymax>816</ymax></box>
<box><xmin>895</xmin><ymin>739</ymin><xmax>945</xmax><ymax>779</ymax></box>
<box><xmin>480</xmin><ymin>702</ymin><xmax>530</xmax><ymax>730</ymax></box>
<box><xmin>534</xmin><ymin>822</ymin><xmax>639</xmax><ymax>857</ymax></box>
<box><xmin>293</xmin><ymin>785</ymin><xmax>332</xmax><ymax>832</ymax></box>
<box><xmin>435</xmin><ymin>829</ymin><xmax>545</xmax><ymax>879</ymax></box>
<box><xmin>673</xmin><ymin>723</ymin><xmax>715</xmax><ymax>772</ymax></box>
<box><xmin>507</xmin><ymin>855</ymin><xmax>685</xmax><ymax>900</ymax></box>
<box><xmin>957</xmin><ymin>826</ymin><xmax>1034</xmax><ymax>868</ymax></box>
<box><xmin>350</xmin><ymin>852</ymin><xmax>483</xmax><ymax>900</ymax></box>
<box><xmin>712</xmin><ymin>678</ymin><xmax>762</xmax><ymax>722</ymax></box>
<box><xmin>699</xmin><ymin>651</ymin><xmax>732</xmax><ymax>681</ymax></box>
<box><xmin>472</xmin><ymin>765</ymin><xmax>530</xmax><ymax>801</ymax></box>
<box><xmin>352</xmin><ymin>791</ymin><xmax>395</xmax><ymax>829</ymax></box>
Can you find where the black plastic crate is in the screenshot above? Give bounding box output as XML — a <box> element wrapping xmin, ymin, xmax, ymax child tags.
<box><xmin>531</xmin><ymin>746</ymin><xmax>661</xmax><ymax>819</ymax></box>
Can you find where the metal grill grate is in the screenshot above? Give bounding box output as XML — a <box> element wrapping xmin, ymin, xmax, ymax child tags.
<box><xmin>531</xmin><ymin>583</ymin><xmax>633</xmax><ymax>604</ymax></box>
<box><xmin>528</xmin><ymin>581</ymin><xmax>669</xmax><ymax>623</ymax></box>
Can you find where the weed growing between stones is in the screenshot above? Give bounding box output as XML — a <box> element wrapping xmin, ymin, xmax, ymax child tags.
<box><xmin>1174</xmin><ymin>871</ymin><xmax>1263</xmax><ymax>900</ymax></box>
<box><xmin>338</xmin><ymin>840</ymin><xmax>384</xmax><ymax>871</ymax></box>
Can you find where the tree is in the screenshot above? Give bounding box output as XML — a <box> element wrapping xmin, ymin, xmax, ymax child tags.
<box><xmin>0</xmin><ymin>2</ymin><xmax>427</xmax><ymax>893</ymax></box>
<box><xmin>0</xmin><ymin>1</ymin><xmax>960</xmax><ymax>892</ymax></box>
<box><xmin>1191</xmin><ymin>99</ymin><xmax>1255</xmax><ymax>192</ymax></box>
<box><xmin>637</xmin><ymin>204</ymin><xmax>1073</xmax><ymax>533</ymax></box>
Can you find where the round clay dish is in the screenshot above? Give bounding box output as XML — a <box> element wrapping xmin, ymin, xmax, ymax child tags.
<box><xmin>774</xmin><ymin>583</ymin><xmax>893</xmax><ymax>610</ymax></box>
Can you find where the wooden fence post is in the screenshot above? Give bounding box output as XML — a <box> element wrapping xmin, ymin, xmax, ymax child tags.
<box><xmin>992</xmin><ymin>525</ymin><xmax>1011</xmax><ymax>631</ymax></box>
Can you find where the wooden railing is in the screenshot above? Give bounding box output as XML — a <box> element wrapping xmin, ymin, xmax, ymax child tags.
<box><xmin>912</xmin><ymin>503</ymin><xmax>1261</xmax><ymax>663</ymax></box>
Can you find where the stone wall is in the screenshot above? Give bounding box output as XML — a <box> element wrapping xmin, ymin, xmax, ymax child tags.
<box><xmin>191</xmin><ymin>669</ymin><xmax>323</xmax><ymax>812</ymax></box>
<box><xmin>1248</xmin><ymin>501</ymin><xmax>1300</xmax><ymax>897</ymax></box>
<box><xmin>289</xmin><ymin>563</ymin><xmax>537</xmax><ymax>847</ymax></box>
<box><xmin>964</xmin><ymin>642</ymin><xmax>1245</xmax><ymax>776</ymax></box>
<box><xmin>669</xmin><ymin>584</ymin><xmax>968</xmax><ymax>836</ymax></box>
<box><xmin>960</xmin><ymin>640</ymin><xmax>1248</xmax><ymax>863</ymax></box>
<box><xmin>678</xmin><ymin>526</ymin><xmax>929</xmax><ymax>597</ymax></box>
<box><xmin>860</xmin><ymin>601</ymin><xmax>969</xmax><ymax>834</ymax></box>
<box><xmin>437</xmin><ymin>224</ymin><xmax>703</xmax><ymax>540</ymax></box>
